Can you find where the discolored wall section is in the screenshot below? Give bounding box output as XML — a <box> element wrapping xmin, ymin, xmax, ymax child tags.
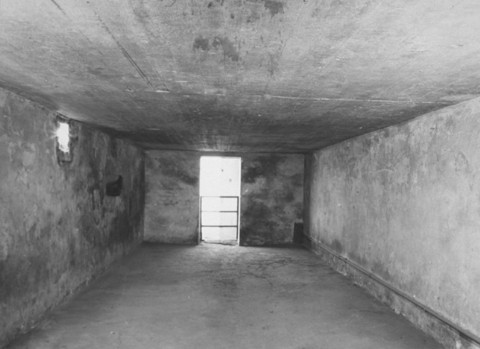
<box><xmin>240</xmin><ymin>154</ymin><xmax>304</xmax><ymax>246</ymax></box>
<box><xmin>144</xmin><ymin>151</ymin><xmax>200</xmax><ymax>244</ymax></box>
<box><xmin>144</xmin><ymin>152</ymin><xmax>303</xmax><ymax>246</ymax></box>
<box><xmin>305</xmin><ymin>97</ymin><xmax>480</xmax><ymax>348</ymax></box>
<box><xmin>0</xmin><ymin>88</ymin><xmax>145</xmax><ymax>347</ymax></box>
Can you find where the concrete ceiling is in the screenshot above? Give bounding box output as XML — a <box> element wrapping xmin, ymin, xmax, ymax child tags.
<box><xmin>1</xmin><ymin>0</ymin><xmax>480</xmax><ymax>153</ymax></box>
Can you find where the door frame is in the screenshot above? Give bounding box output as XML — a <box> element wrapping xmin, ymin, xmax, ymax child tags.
<box><xmin>198</xmin><ymin>156</ymin><xmax>242</xmax><ymax>244</ymax></box>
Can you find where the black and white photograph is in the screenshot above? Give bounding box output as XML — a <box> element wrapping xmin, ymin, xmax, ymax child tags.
<box><xmin>0</xmin><ymin>1</ymin><xmax>479</xmax><ymax>348</ymax></box>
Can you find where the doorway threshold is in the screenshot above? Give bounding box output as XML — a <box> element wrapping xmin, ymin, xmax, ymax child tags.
<box><xmin>201</xmin><ymin>240</ymin><xmax>238</xmax><ymax>246</ymax></box>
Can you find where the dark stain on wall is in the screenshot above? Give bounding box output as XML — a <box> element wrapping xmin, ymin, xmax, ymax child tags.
<box><xmin>148</xmin><ymin>155</ymin><xmax>198</xmax><ymax>187</ymax></box>
<box><xmin>193</xmin><ymin>36</ymin><xmax>210</xmax><ymax>51</ymax></box>
<box><xmin>212</xmin><ymin>36</ymin><xmax>240</xmax><ymax>61</ymax></box>
<box><xmin>0</xmin><ymin>88</ymin><xmax>145</xmax><ymax>347</ymax></box>
<box><xmin>144</xmin><ymin>151</ymin><xmax>199</xmax><ymax>244</ymax></box>
<box><xmin>330</xmin><ymin>239</ymin><xmax>344</xmax><ymax>254</ymax></box>
<box><xmin>264</xmin><ymin>0</ymin><xmax>284</xmax><ymax>16</ymax></box>
<box><xmin>242</xmin><ymin>155</ymin><xmax>281</xmax><ymax>184</ymax></box>
<box><xmin>240</xmin><ymin>154</ymin><xmax>304</xmax><ymax>246</ymax></box>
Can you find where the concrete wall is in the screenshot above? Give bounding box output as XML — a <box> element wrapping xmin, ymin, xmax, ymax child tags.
<box><xmin>0</xmin><ymin>88</ymin><xmax>145</xmax><ymax>347</ymax></box>
<box><xmin>145</xmin><ymin>152</ymin><xmax>303</xmax><ymax>246</ymax></box>
<box><xmin>304</xmin><ymin>97</ymin><xmax>480</xmax><ymax>348</ymax></box>
<box><xmin>144</xmin><ymin>151</ymin><xmax>199</xmax><ymax>244</ymax></box>
<box><xmin>241</xmin><ymin>154</ymin><xmax>304</xmax><ymax>246</ymax></box>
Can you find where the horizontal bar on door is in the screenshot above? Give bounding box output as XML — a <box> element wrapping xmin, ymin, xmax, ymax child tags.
<box><xmin>201</xmin><ymin>195</ymin><xmax>239</xmax><ymax>198</ymax></box>
<box><xmin>202</xmin><ymin>210</ymin><xmax>238</xmax><ymax>213</ymax></box>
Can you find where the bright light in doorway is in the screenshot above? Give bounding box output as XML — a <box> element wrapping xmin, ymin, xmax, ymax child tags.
<box><xmin>56</xmin><ymin>121</ymin><xmax>70</xmax><ymax>153</ymax></box>
<box><xmin>199</xmin><ymin>156</ymin><xmax>242</xmax><ymax>243</ymax></box>
<box><xmin>200</xmin><ymin>157</ymin><xmax>241</xmax><ymax>197</ymax></box>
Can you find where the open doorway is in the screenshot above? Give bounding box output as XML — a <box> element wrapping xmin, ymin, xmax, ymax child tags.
<box><xmin>199</xmin><ymin>156</ymin><xmax>241</xmax><ymax>244</ymax></box>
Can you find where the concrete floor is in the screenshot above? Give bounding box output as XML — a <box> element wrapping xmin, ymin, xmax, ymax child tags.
<box><xmin>7</xmin><ymin>244</ymin><xmax>442</xmax><ymax>349</ymax></box>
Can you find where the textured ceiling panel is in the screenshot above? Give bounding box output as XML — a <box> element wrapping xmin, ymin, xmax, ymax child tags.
<box><xmin>1</xmin><ymin>0</ymin><xmax>480</xmax><ymax>152</ymax></box>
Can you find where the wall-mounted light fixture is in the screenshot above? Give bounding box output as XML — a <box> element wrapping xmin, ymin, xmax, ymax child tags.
<box><xmin>56</xmin><ymin>116</ymin><xmax>73</xmax><ymax>163</ymax></box>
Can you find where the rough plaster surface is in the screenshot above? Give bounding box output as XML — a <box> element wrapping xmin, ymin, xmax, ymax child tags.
<box><xmin>308</xmin><ymin>244</ymin><xmax>477</xmax><ymax>349</ymax></box>
<box><xmin>305</xmin><ymin>97</ymin><xmax>480</xmax><ymax>346</ymax></box>
<box><xmin>5</xmin><ymin>1</ymin><xmax>480</xmax><ymax>152</ymax></box>
<box><xmin>241</xmin><ymin>154</ymin><xmax>303</xmax><ymax>246</ymax></box>
<box><xmin>144</xmin><ymin>151</ymin><xmax>199</xmax><ymax>244</ymax></box>
<box><xmin>0</xmin><ymin>88</ymin><xmax>145</xmax><ymax>347</ymax></box>
<box><xmin>144</xmin><ymin>152</ymin><xmax>303</xmax><ymax>245</ymax></box>
<box><xmin>5</xmin><ymin>244</ymin><xmax>440</xmax><ymax>349</ymax></box>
